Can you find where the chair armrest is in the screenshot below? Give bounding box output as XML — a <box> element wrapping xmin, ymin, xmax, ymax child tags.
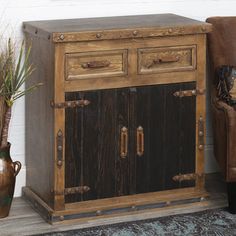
<box><xmin>213</xmin><ymin>98</ymin><xmax>236</xmax><ymax>129</ymax></box>
<box><xmin>212</xmin><ymin>98</ymin><xmax>236</xmax><ymax>181</ymax></box>
<box><xmin>213</xmin><ymin>98</ymin><xmax>236</xmax><ymax>121</ymax></box>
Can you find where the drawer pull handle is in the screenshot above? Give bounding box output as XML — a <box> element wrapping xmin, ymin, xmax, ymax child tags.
<box><xmin>120</xmin><ymin>127</ymin><xmax>128</xmax><ymax>158</ymax></box>
<box><xmin>147</xmin><ymin>55</ymin><xmax>180</xmax><ymax>68</ymax></box>
<box><xmin>81</xmin><ymin>60</ymin><xmax>110</xmax><ymax>69</ymax></box>
<box><xmin>137</xmin><ymin>126</ymin><xmax>144</xmax><ymax>156</ymax></box>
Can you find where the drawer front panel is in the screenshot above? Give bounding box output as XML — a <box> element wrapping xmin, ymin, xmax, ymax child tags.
<box><xmin>138</xmin><ymin>45</ymin><xmax>196</xmax><ymax>75</ymax></box>
<box><xmin>65</xmin><ymin>49</ymin><xmax>128</xmax><ymax>80</ymax></box>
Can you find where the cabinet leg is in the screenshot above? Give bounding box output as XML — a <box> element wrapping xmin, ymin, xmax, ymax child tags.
<box><xmin>227</xmin><ymin>182</ymin><xmax>236</xmax><ymax>214</ymax></box>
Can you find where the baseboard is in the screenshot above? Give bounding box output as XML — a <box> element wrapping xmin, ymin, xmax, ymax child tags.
<box><xmin>14</xmin><ymin>165</ymin><xmax>26</xmax><ymax>197</ymax></box>
<box><xmin>204</xmin><ymin>145</ymin><xmax>220</xmax><ymax>173</ymax></box>
<box><xmin>23</xmin><ymin>186</ymin><xmax>209</xmax><ymax>224</ymax></box>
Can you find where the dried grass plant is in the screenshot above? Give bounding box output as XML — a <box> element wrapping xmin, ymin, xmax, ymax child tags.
<box><xmin>0</xmin><ymin>39</ymin><xmax>41</xmax><ymax>148</ymax></box>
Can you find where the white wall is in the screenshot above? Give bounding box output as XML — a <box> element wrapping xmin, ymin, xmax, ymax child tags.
<box><xmin>1</xmin><ymin>0</ymin><xmax>233</xmax><ymax>197</ymax></box>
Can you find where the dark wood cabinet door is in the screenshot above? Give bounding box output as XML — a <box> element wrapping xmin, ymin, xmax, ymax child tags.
<box><xmin>65</xmin><ymin>88</ymin><xmax>130</xmax><ymax>203</ymax></box>
<box><xmin>134</xmin><ymin>82</ymin><xmax>196</xmax><ymax>194</ymax></box>
<box><xmin>65</xmin><ymin>82</ymin><xmax>196</xmax><ymax>203</ymax></box>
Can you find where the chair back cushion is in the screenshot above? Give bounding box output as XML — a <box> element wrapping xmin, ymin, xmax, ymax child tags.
<box><xmin>206</xmin><ymin>17</ymin><xmax>236</xmax><ymax>86</ymax></box>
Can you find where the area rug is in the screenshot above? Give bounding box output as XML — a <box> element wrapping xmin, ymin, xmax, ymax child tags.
<box><xmin>34</xmin><ymin>208</ymin><xmax>236</xmax><ymax>236</ymax></box>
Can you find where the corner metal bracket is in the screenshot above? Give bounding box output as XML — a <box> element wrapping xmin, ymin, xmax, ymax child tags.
<box><xmin>64</xmin><ymin>186</ymin><xmax>90</xmax><ymax>195</ymax></box>
<box><xmin>173</xmin><ymin>173</ymin><xmax>204</xmax><ymax>182</ymax></box>
<box><xmin>173</xmin><ymin>89</ymin><xmax>205</xmax><ymax>98</ymax></box>
<box><xmin>52</xmin><ymin>186</ymin><xmax>90</xmax><ymax>196</ymax></box>
<box><xmin>51</xmin><ymin>100</ymin><xmax>90</xmax><ymax>109</ymax></box>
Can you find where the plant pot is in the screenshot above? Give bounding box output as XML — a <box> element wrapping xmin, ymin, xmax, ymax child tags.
<box><xmin>0</xmin><ymin>143</ymin><xmax>21</xmax><ymax>218</ymax></box>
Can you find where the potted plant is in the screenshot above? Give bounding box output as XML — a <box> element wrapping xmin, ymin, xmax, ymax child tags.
<box><xmin>0</xmin><ymin>39</ymin><xmax>39</xmax><ymax>218</ymax></box>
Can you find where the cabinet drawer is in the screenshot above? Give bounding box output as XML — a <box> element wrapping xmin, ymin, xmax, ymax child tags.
<box><xmin>65</xmin><ymin>49</ymin><xmax>128</xmax><ymax>80</ymax></box>
<box><xmin>138</xmin><ymin>45</ymin><xmax>196</xmax><ymax>75</ymax></box>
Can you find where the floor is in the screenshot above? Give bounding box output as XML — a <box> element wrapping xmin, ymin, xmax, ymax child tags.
<box><xmin>0</xmin><ymin>173</ymin><xmax>228</xmax><ymax>236</ymax></box>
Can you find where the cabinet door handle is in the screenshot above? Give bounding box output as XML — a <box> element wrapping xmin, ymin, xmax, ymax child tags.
<box><xmin>81</xmin><ymin>60</ymin><xmax>110</xmax><ymax>69</ymax></box>
<box><xmin>120</xmin><ymin>127</ymin><xmax>128</xmax><ymax>158</ymax></box>
<box><xmin>137</xmin><ymin>126</ymin><xmax>144</xmax><ymax>156</ymax></box>
<box><xmin>147</xmin><ymin>55</ymin><xmax>180</xmax><ymax>68</ymax></box>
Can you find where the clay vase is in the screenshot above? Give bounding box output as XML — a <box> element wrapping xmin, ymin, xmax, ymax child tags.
<box><xmin>0</xmin><ymin>143</ymin><xmax>21</xmax><ymax>218</ymax></box>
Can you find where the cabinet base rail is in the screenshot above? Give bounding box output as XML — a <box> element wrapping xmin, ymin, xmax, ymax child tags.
<box><xmin>22</xmin><ymin>187</ymin><xmax>209</xmax><ymax>224</ymax></box>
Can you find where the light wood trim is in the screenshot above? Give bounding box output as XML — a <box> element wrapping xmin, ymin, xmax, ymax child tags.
<box><xmin>63</xmin><ymin>35</ymin><xmax>198</xmax><ymax>54</ymax></box>
<box><xmin>64</xmin><ymin>71</ymin><xmax>196</xmax><ymax>92</ymax></box>
<box><xmin>62</xmin><ymin>187</ymin><xmax>207</xmax><ymax>214</ymax></box>
<box><xmin>54</xmin><ymin>44</ymin><xmax>66</xmax><ymax>210</ymax></box>
<box><xmin>195</xmin><ymin>34</ymin><xmax>206</xmax><ymax>191</ymax></box>
<box><xmin>23</xmin><ymin>186</ymin><xmax>208</xmax><ymax>225</ymax></box>
<box><xmin>53</xmin><ymin>197</ymin><xmax>220</xmax><ymax>225</ymax></box>
<box><xmin>52</xmin><ymin>25</ymin><xmax>211</xmax><ymax>43</ymax></box>
<box><xmin>128</xmin><ymin>47</ymin><xmax>137</xmax><ymax>82</ymax></box>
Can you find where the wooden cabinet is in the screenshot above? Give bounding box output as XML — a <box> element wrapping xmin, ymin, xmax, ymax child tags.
<box><xmin>23</xmin><ymin>14</ymin><xmax>212</xmax><ymax>224</ymax></box>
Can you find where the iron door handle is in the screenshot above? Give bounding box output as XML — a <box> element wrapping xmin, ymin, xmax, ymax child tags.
<box><xmin>137</xmin><ymin>126</ymin><xmax>144</xmax><ymax>156</ymax></box>
<box><xmin>120</xmin><ymin>127</ymin><xmax>128</xmax><ymax>158</ymax></box>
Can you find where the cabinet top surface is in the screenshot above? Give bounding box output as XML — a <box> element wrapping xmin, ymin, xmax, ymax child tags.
<box><xmin>24</xmin><ymin>14</ymin><xmax>210</xmax><ymax>32</ymax></box>
<box><xmin>23</xmin><ymin>14</ymin><xmax>211</xmax><ymax>42</ymax></box>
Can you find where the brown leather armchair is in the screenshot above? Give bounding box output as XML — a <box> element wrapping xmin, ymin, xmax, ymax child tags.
<box><xmin>206</xmin><ymin>17</ymin><xmax>236</xmax><ymax>214</ymax></box>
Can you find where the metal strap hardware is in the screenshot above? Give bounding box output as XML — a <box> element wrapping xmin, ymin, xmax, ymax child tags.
<box><xmin>51</xmin><ymin>100</ymin><xmax>90</xmax><ymax>109</ymax></box>
<box><xmin>56</xmin><ymin>130</ymin><xmax>63</xmax><ymax>167</ymax></box>
<box><xmin>198</xmin><ymin>116</ymin><xmax>204</xmax><ymax>151</ymax></box>
<box><xmin>52</xmin><ymin>186</ymin><xmax>90</xmax><ymax>196</ymax></box>
<box><xmin>173</xmin><ymin>89</ymin><xmax>205</xmax><ymax>98</ymax></box>
<box><xmin>173</xmin><ymin>173</ymin><xmax>204</xmax><ymax>182</ymax></box>
<box><xmin>64</xmin><ymin>186</ymin><xmax>90</xmax><ymax>195</ymax></box>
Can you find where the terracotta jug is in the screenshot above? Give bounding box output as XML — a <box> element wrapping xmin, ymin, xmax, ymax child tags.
<box><xmin>0</xmin><ymin>143</ymin><xmax>21</xmax><ymax>218</ymax></box>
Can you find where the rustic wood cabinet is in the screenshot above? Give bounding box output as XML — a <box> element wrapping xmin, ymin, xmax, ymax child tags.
<box><xmin>23</xmin><ymin>14</ymin><xmax>212</xmax><ymax>224</ymax></box>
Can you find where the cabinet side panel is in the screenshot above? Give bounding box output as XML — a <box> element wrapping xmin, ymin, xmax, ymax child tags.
<box><xmin>25</xmin><ymin>34</ymin><xmax>55</xmax><ymax>207</ymax></box>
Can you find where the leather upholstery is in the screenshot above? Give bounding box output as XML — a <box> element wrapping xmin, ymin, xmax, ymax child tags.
<box><xmin>206</xmin><ymin>17</ymin><xmax>236</xmax><ymax>182</ymax></box>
